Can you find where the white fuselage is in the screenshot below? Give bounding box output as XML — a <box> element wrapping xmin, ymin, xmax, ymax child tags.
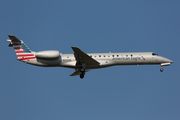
<box><xmin>7</xmin><ymin>35</ymin><xmax>173</xmax><ymax>78</ymax></box>
<box><xmin>24</xmin><ymin>52</ymin><xmax>173</xmax><ymax>69</ymax></box>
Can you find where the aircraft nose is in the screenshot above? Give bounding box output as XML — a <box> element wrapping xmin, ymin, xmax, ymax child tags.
<box><xmin>166</xmin><ymin>58</ymin><xmax>173</xmax><ymax>63</ymax></box>
<box><xmin>159</xmin><ymin>56</ymin><xmax>173</xmax><ymax>63</ymax></box>
<box><xmin>170</xmin><ymin>60</ymin><xmax>173</xmax><ymax>63</ymax></box>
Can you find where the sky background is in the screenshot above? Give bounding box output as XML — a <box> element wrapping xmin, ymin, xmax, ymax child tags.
<box><xmin>0</xmin><ymin>0</ymin><xmax>180</xmax><ymax>120</ymax></box>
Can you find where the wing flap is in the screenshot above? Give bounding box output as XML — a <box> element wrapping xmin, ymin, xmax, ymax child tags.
<box><xmin>7</xmin><ymin>35</ymin><xmax>21</xmax><ymax>47</ymax></box>
<box><xmin>8</xmin><ymin>35</ymin><xmax>21</xmax><ymax>42</ymax></box>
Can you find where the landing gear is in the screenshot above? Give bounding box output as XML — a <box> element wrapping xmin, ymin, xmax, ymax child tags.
<box><xmin>81</xmin><ymin>68</ymin><xmax>85</xmax><ymax>73</ymax></box>
<box><xmin>80</xmin><ymin>70</ymin><xmax>85</xmax><ymax>79</ymax></box>
<box><xmin>80</xmin><ymin>74</ymin><xmax>84</xmax><ymax>79</ymax></box>
<box><xmin>80</xmin><ymin>63</ymin><xmax>86</xmax><ymax>79</ymax></box>
<box><xmin>80</xmin><ymin>69</ymin><xmax>85</xmax><ymax>79</ymax></box>
<box><xmin>160</xmin><ymin>64</ymin><xmax>164</xmax><ymax>72</ymax></box>
<box><xmin>160</xmin><ymin>68</ymin><xmax>163</xmax><ymax>72</ymax></box>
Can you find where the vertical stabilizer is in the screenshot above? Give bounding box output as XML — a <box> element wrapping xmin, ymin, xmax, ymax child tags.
<box><xmin>7</xmin><ymin>35</ymin><xmax>36</xmax><ymax>61</ymax></box>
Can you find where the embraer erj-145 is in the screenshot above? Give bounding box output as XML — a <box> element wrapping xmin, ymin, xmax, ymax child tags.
<box><xmin>7</xmin><ymin>35</ymin><xmax>173</xmax><ymax>79</ymax></box>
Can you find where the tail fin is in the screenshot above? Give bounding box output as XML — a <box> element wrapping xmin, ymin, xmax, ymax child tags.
<box><xmin>7</xmin><ymin>35</ymin><xmax>36</xmax><ymax>61</ymax></box>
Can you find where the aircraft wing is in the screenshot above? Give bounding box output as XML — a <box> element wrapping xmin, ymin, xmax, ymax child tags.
<box><xmin>70</xmin><ymin>69</ymin><xmax>91</xmax><ymax>76</ymax></box>
<box><xmin>71</xmin><ymin>47</ymin><xmax>100</xmax><ymax>66</ymax></box>
<box><xmin>70</xmin><ymin>69</ymin><xmax>81</xmax><ymax>76</ymax></box>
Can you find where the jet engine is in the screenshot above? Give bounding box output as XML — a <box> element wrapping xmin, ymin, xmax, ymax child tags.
<box><xmin>35</xmin><ymin>50</ymin><xmax>60</xmax><ymax>60</ymax></box>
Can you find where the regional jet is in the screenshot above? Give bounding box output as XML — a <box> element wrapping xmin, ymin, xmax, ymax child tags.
<box><xmin>7</xmin><ymin>35</ymin><xmax>173</xmax><ymax>79</ymax></box>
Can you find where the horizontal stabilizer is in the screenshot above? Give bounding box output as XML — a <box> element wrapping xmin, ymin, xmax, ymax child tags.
<box><xmin>8</xmin><ymin>35</ymin><xmax>21</xmax><ymax>42</ymax></box>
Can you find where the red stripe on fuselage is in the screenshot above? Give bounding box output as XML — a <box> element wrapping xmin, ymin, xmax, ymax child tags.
<box><xmin>17</xmin><ymin>54</ymin><xmax>34</xmax><ymax>57</ymax></box>
<box><xmin>20</xmin><ymin>57</ymin><xmax>36</xmax><ymax>61</ymax></box>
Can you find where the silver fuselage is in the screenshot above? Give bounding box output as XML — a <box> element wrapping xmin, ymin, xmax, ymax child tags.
<box><xmin>24</xmin><ymin>52</ymin><xmax>173</xmax><ymax>69</ymax></box>
<box><xmin>7</xmin><ymin>35</ymin><xmax>173</xmax><ymax>78</ymax></box>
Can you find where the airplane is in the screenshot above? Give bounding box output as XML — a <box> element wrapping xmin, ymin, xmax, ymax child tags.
<box><xmin>7</xmin><ymin>35</ymin><xmax>173</xmax><ymax>79</ymax></box>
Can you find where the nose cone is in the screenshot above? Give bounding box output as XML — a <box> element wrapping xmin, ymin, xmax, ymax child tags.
<box><xmin>159</xmin><ymin>56</ymin><xmax>173</xmax><ymax>63</ymax></box>
<box><xmin>165</xmin><ymin>58</ymin><xmax>173</xmax><ymax>63</ymax></box>
<box><xmin>170</xmin><ymin>60</ymin><xmax>173</xmax><ymax>63</ymax></box>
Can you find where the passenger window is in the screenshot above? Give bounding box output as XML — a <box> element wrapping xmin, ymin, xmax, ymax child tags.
<box><xmin>104</xmin><ymin>55</ymin><xmax>106</xmax><ymax>57</ymax></box>
<box><xmin>117</xmin><ymin>55</ymin><xmax>119</xmax><ymax>57</ymax></box>
<box><xmin>112</xmin><ymin>55</ymin><xmax>114</xmax><ymax>57</ymax></box>
<box><xmin>90</xmin><ymin>55</ymin><xmax>92</xmax><ymax>58</ymax></box>
<box><xmin>126</xmin><ymin>55</ymin><xmax>128</xmax><ymax>57</ymax></box>
<box><xmin>99</xmin><ymin>55</ymin><xmax>101</xmax><ymax>57</ymax></box>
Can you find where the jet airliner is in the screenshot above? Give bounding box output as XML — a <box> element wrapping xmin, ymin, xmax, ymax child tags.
<box><xmin>7</xmin><ymin>35</ymin><xmax>173</xmax><ymax>79</ymax></box>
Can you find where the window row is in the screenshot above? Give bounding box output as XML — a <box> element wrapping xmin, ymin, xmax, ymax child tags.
<box><xmin>66</xmin><ymin>55</ymin><xmax>134</xmax><ymax>58</ymax></box>
<box><xmin>89</xmin><ymin>55</ymin><xmax>133</xmax><ymax>58</ymax></box>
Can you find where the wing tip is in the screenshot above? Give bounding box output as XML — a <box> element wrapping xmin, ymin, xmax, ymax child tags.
<box><xmin>71</xmin><ymin>46</ymin><xmax>78</xmax><ymax>49</ymax></box>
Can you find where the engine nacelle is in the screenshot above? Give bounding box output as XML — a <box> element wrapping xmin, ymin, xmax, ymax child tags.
<box><xmin>35</xmin><ymin>50</ymin><xmax>60</xmax><ymax>60</ymax></box>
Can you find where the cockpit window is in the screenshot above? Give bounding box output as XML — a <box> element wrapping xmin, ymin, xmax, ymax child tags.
<box><xmin>152</xmin><ymin>53</ymin><xmax>158</xmax><ymax>56</ymax></box>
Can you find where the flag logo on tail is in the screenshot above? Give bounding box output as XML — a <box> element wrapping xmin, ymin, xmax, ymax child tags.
<box><xmin>8</xmin><ymin>35</ymin><xmax>36</xmax><ymax>61</ymax></box>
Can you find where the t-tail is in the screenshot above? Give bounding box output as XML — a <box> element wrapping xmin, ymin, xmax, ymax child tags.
<box><xmin>7</xmin><ymin>35</ymin><xmax>36</xmax><ymax>61</ymax></box>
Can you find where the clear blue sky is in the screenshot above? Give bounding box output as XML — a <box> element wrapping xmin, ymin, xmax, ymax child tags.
<box><xmin>0</xmin><ymin>0</ymin><xmax>180</xmax><ymax>120</ymax></box>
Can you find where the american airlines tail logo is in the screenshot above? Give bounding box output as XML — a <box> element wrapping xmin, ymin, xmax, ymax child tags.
<box><xmin>141</xmin><ymin>56</ymin><xmax>145</xmax><ymax>60</ymax></box>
